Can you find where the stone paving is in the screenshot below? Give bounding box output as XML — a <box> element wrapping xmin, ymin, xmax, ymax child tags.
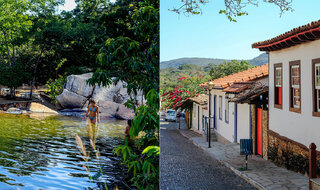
<box><xmin>176</xmin><ymin>119</ymin><xmax>309</xmax><ymax>190</ymax></box>
<box><xmin>160</xmin><ymin>119</ymin><xmax>257</xmax><ymax>190</ymax></box>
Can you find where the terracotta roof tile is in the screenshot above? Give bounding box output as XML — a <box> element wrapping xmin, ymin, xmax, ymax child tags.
<box><xmin>200</xmin><ymin>64</ymin><xmax>268</xmax><ymax>89</ymax></box>
<box><xmin>252</xmin><ymin>19</ymin><xmax>320</xmax><ymax>51</ymax></box>
<box><xmin>189</xmin><ymin>94</ymin><xmax>208</xmax><ymax>105</ymax></box>
<box><xmin>223</xmin><ymin>82</ymin><xmax>253</xmax><ymax>93</ymax></box>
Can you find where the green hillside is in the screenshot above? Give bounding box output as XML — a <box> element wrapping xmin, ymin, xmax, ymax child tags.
<box><xmin>160</xmin><ymin>53</ymin><xmax>268</xmax><ymax>69</ymax></box>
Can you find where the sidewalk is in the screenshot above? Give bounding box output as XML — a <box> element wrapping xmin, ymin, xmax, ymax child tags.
<box><xmin>177</xmin><ymin>121</ymin><xmax>308</xmax><ymax>190</ymax></box>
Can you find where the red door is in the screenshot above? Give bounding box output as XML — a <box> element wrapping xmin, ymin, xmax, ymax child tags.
<box><xmin>256</xmin><ymin>108</ymin><xmax>263</xmax><ymax>156</ymax></box>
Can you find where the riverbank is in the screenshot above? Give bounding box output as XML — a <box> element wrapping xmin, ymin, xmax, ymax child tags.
<box><xmin>0</xmin><ymin>112</ymin><xmax>133</xmax><ymax>189</ymax></box>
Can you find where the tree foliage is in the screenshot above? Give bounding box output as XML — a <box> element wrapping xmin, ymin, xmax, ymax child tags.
<box><xmin>172</xmin><ymin>0</ymin><xmax>293</xmax><ymax>21</ymax></box>
<box><xmin>88</xmin><ymin>0</ymin><xmax>159</xmax><ymax>98</ymax></box>
<box><xmin>161</xmin><ymin>76</ymin><xmax>205</xmax><ymax>110</ymax></box>
<box><xmin>209</xmin><ymin>60</ymin><xmax>253</xmax><ymax>79</ymax></box>
<box><xmin>0</xmin><ymin>62</ymin><xmax>32</xmax><ymax>90</ymax></box>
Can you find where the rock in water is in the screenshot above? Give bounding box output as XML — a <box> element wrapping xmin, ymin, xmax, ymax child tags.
<box><xmin>115</xmin><ymin>104</ymin><xmax>134</xmax><ymax>120</ymax></box>
<box><xmin>56</xmin><ymin>89</ymin><xmax>87</xmax><ymax>108</ymax></box>
<box><xmin>56</xmin><ymin>73</ymin><xmax>141</xmax><ymax>119</ymax></box>
<box><xmin>92</xmin><ymin>80</ymin><xmax>129</xmax><ymax>104</ymax></box>
<box><xmin>98</xmin><ymin>100</ymin><xmax>120</xmax><ymax>117</ymax></box>
<box><xmin>29</xmin><ymin>103</ymin><xmax>58</xmax><ymax>114</ymax></box>
<box><xmin>65</xmin><ymin>73</ymin><xmax>94</xmax><ymax>98</ymax></box>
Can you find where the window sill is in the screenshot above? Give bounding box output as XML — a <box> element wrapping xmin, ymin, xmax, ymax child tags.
<box><xmin>274</xmin><ymin>104</ymin><xmax>282</xmax><ymax>109</ymax></box>
<box><xmin>312</xmin><ymin>112</ymin><xmax>320</xmax><ymax>117</ymax></box>
<box><xmin>289</xmin><ymin>107</ymin><xmax>301</xmax><ymax>114</ymax></box>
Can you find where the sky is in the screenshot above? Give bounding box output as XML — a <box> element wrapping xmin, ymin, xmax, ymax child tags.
<box><xmin>58</xmin><ymin>0</ymin><xmax>116</xmax><ymax>11</ymax></box>
<box><xmin>59</xmin><ymin>0</ymin><xmax>76</xmax><ymax>11</ymax></box>
<box><xmin>160</xmin><ymin>0</ymin><xmax>320</xmax><ymax>62</ymax></box>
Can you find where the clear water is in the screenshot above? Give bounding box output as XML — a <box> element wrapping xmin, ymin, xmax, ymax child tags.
<box><xmin>0</xmin><ymin>113</ymin><xmax>129</xmax><ymax>190</ymax></box>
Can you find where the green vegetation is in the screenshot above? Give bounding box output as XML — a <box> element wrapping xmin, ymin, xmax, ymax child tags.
<box><xmin>45</xmin><ymin>75</ymin><xmax>67</xmax><ymax>103</ymax></box>
<box><xmin>114</xmin><ymin>89</ymin><xmax>159</xmax><ymax>189</ymax></box>
<box><xmin>84</xmin><ymin>0</ymin><xmax>160</xmax><ymax>189</ymax></box>
<box><xmin>210</xmin><ymin>60</ymin><xmax>253</xmax><ymax>80</ymax></box>
<box><xmin>160</xmin><ymin>53</ymin><xmax>267</xmax><ymax>69</ymax></box>
<box><xmin>0</xmin><ymin>0</ymin><xmax>160</xmax><ymax>189</ymax></box>
<box><xmin>160</xmin><ymin>63</ymin><xmax>211</xmax><ymax>94</ymax></box>
<box><xmin>160</xmin><ymin>60</ymin><xmax>254</xmax><ymax>110</ymax></box>
<box><xmin>172</xmin><ymin>0</ymin><xmax>293</xmax><ymax>21</ymax></box>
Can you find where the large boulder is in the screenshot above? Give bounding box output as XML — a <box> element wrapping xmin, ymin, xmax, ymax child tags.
<box><xmin>55</xmin><ymin>73</ymin><xmax>141</xmax><ymax>119</ymax></box>
<box><xmin>115</xmin><ymin>104</ymin><xmax>134</xmax><ymax>120</ymax></box>
<box><xmin>98</xmin><ymin>100</ymin><xmax>120</xmax><ymax>117</ymax></box>
<box><xmin>65</xmin><ymin>73</ymin><xmax>94</xmax><ymax>97</ymax></box>
<box><xmin>56</xmin><ymin>89</ymin><xmax>87</xmax><ymax>108</ymax></box>
<box><xmin>29</xmin><ymin>103</ymin><xmax>58</xmax><ymax>114</ymax></box>
<box><xmin>92</xmin><ymin>80</ymin><xmax>130</xmax><ymax>104</ymax></box>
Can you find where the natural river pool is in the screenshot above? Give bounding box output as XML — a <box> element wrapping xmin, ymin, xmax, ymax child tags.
<box><xmin>0</xmin><ymin>113</ymin><xmax>130</xmax><ymax>190</ymax></box>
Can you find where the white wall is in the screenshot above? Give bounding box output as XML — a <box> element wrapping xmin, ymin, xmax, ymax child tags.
<box><xmin>237</xmin><ymin>104</ymin><xmax>251</xmax><ymax>141</ymax></box>
<box><xmin>269</xmin><ymin>39</ymin><xmax>320</xmax><ymax>150</ymax></box>
<box><xmin>192</xmin><ymin>102</ymin><xmax>205</xmax><ymax>135</ymax></box>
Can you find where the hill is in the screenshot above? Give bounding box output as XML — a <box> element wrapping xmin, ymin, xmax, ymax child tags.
<box><xmin>160</xmin><ymin>53</ymin><xmax>268</xmax><ymax>69</ymax></box>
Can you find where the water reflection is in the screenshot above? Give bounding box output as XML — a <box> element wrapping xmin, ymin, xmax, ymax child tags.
<box><xmin>0</xmin><ymin>113</ymin><xmax>129</xmax><ymax>190</ymax></box>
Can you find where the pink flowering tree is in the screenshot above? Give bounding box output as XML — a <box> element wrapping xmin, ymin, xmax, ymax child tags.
<box><xmin>161</xmin><ymin>76</ymin><xmax>205</xmax><ymax>110</ymax></box>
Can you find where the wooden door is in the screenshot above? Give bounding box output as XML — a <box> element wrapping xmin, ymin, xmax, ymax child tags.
<box><xmin>256</xmin><ymin>107</ymin><xmax>263</xmax><ymax>156</ymax></box>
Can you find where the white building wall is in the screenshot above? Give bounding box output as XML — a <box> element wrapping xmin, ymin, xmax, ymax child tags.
<box><xmin>203</xmin><ymin>89</ymin><xmax>252</xmax><ymax>143</ymax></box>
<box><xmin>192</xmin><ymin>103</ymin><xmax>197</xmax><ymax>130</ymax></box>
<box><xmin>192</xmin><ymin>102</ymin><xmax>205</xmax><ymax>135</ymax></box>
<box><xmin>212</xmin><ymin>90</ymin><xmax>234</xmax><ymax>143</ymax></box>
<box><xmin>269</xmin><ymin>39</ymin><xmax>320</xmax><ymax>150</ymax></box>
<box><xmin>237</xmin><ymin>103</ymin><xmax>251</xmax><ymax>142</ymax></box>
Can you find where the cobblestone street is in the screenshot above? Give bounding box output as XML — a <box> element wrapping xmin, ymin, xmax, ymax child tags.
<box><xmin>160</xmin><ymin>118</ymin><xmax>257</xmax><ymax>190</ymax></box>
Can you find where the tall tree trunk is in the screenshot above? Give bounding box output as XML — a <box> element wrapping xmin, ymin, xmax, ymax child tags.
<box><xmin>29</xmin><ymin>50</ymin><xmax>43</xmax><ymax>99</ymax></box>
<box><xmin>11</xmin><ymin>31</ymin><xmax>15</xmax><ymax>64</ymax></box>
<box><xmin>12</xmin><ymin>46</ymin><xmax>15</xmax><ymax>65</ymax></box>
<box><xmin>2</xmin><ymin>30</ymin><xmax>11</xmax><ymax>66</ymax></box>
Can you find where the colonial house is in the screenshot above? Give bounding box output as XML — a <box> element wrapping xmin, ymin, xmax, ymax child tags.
<box><xmin>188</xmin><ymin>94</ymin><xmax>208</xmax><ymax>135</ymax></box>
<box><xmin>200</xmin><ymin>64</ymin><xmax>269</xmax><ymax>146</ymax></box>
<box><xmin>227</xmin><ymin>79</ymin><xmax>269</xmax><ymax>159</ymax></box>
<box><xmin>252</xmin><ymin>20</ymin><xmax>320</xmax><ymax>174</ymax></box>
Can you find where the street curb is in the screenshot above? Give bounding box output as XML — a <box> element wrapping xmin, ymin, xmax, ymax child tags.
<box><xmin>178</xmin><ymin>129</ymin><xmax>265</xmax><ymax>190</ymax></box>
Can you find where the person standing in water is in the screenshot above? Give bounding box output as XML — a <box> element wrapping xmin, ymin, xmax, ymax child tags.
<box><xmin>125</xmin><ymin>119</ymin><xmax>132</xmax><ymax>140</ymax></box>
<box><xmin>85</xmin><ymin>99</ymin><xmax>100</xmax><ymax>124</ymax></box>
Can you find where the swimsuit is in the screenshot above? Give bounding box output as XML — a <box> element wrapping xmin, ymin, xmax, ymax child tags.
<box><xmin>88</xmin><ymin>107</ymin><xmax>97</xmax><ymax>122</ymax></box>
<box><xmin>89</xmin><ymin>116</ymin><xmax>96</xmax><ymax>122</ymax></box>
<box><xmin>89</xmin><ymin>107</ymin><xmax>97</xmax><ymax>112</ymax></box>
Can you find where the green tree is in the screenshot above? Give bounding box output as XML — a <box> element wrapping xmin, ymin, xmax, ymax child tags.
<box><xmin>88</xmin><ymin>0</ymin><xmax>159</xmax><ymax>98</ymax></box>
<box><xmin>172</xmin><ymin>0</ymin><xmax>293</xmax><ymax>22</ymax></box>
<box><xmin>209</xmin><ymin>60</ymin><xmax>253</xmax><ymax>79</ymax></box>
<box><xmin>0</xmin><ymin>62</ymin><xmax>32</xmax><ymax>98</ymax></box>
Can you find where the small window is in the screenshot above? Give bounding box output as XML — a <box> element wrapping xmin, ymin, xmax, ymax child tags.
<box><xmin>274</xmin><ymin>63</ymin><xmax>282</xmax><ymax>108</ymax></box>
<box><xmin>312</xmin><ymin>59</ymin><xmax>320</xmax><ymax>117</ymax></box>
<box><xmin>193</xmin><ymin>104</ymin><xmax>196</xmax><ymax>117</ymax></box>
<box><xmin>289</xmin><ymin>61</ymin><xmax>301</xmax><ymax>113</ymax></box>
<box><xmin>219</xmin><ymin>96</ymin><xmax>222</xmax><ymax>120</ymax></box>
<box><xmin>225</xmin><ymin>97</ymin><xmax>229</xmax><ymax>123</ymax></box>
<box><xmin>316</xmin><ymin>64</ymin><xmax>320</xmax><ymax>112</ymax></box>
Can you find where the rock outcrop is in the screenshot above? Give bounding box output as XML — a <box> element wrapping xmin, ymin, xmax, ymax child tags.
<box><xmin>56</xmin><ymin>73</ymin><xmax>140</xmax><ymax>120</ymax></box>
<box><xmin>115</xmin><ymin>104</ymin><xmax>134</xmax><ymax>120</ymax></box>
<box><xmin>56</xmin><ymin>89</ymin><xmax>87</xmax><ymax>108</ymax></box>
<box><xmin>29</xmin><ymin>103</ymin><xmax>58</xmax><ymax>114</ymax></box>
<box><xmin>65</xmin><ymin>73</ymin><xmax>94</xmax><ymax>97</ymax></box>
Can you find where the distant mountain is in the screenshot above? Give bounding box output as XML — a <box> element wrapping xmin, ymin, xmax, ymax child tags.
<box><xmin>247</xmin><ymin>53</ymin><xmax>268</xmax><ymax>66</ymax></box>
<box><xmin>160</xmin><ymin>53</ymin><xmax>268</xmax><ymax>69</ymax></box>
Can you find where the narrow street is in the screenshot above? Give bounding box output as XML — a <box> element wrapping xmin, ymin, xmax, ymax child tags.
<box><xmin>160</xmin><ymin>118</ymin><xmax>257</xmax><ymax>190</ymax></box>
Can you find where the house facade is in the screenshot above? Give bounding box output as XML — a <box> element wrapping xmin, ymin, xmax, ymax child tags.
<box><xmin>189</xmin><ymin>94</ymin><xmax>208</xmax><ymax>135</ymax></box>
<box><xmin>253</xmin><ymin>20</ymin><xmax>320</xmax><ymax>174</ymax></box>
<box><xmin>200</xmin><ymin>64</ymin><xmax>269</xmax><ymax>145</ymax></box>
<box><xmin>228</xmin><ymin>78</ymin><xmax>269</xmax><ymax>159</ymax></box>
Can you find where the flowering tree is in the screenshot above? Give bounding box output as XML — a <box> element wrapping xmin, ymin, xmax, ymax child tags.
<box><xmin>161</xmin><ymin>76</ymin><xmax>206</xmax><ymax>110</ymax></box>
